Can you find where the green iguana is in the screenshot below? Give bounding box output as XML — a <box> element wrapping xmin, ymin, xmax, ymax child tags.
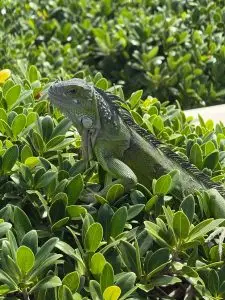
<box><xmin>48</xmin><ymin>78</ymin><xmax>225</xmax><ymax>218</ymax></box>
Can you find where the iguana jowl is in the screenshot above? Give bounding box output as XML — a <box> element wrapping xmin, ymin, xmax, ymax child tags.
<box><xmin>48</xmin><ymin>78</ymin><xmax>225</xmax><ymax>218</ymax></box>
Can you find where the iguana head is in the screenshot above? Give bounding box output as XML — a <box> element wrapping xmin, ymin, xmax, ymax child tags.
<box><xmin>48</xmin><ymin>78</ymin><xmax>120</xmax><ymax>130</ymax></box>
<box><xmin>48</xmin><ymin>78</ymin><xmax>99</xmax><ymax>130</ymax></box>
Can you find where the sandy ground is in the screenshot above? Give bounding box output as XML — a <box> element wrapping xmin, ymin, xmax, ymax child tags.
<box><xmin>185</xmin><ymin>104</ymin><xmax>225</xmax><ymax>124</ymax></box>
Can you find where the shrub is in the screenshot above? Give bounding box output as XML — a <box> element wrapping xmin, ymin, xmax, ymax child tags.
<box><xmin>1</xmin><ymin>0</ymin><xmax>225</xmax><ymax>108</ymax></box>
<box><xmin>0</xmin><ymin>67</ymin><xmax>224</xmax><ymax>298</ymax></box>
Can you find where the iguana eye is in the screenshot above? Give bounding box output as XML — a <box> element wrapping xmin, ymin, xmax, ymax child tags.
<box><xmin>67</xmin><ymin>89</ymin><xmax>77</xmax><ymax>95</ymax></box>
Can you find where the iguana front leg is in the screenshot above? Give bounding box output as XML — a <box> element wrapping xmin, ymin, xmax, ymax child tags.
<box><xmin>94</xmin><ymin>147</ymin><xmax>138</xmax><ymax>197</ymax></box>
<box><xmin>81</xmin><ymin>129</ymin><xmax>92</xmax><ymax>168</ymax></box>
<box><xmin>80</xmin><ymin>116</ymin><xmax>99</xmax><ymax>168</ymax></box>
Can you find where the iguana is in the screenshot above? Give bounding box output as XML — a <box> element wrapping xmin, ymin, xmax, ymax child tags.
<box><xmin>48</xmin><ymin>78</ymin><xmax>225</xmax><ymax>218</ymax></box>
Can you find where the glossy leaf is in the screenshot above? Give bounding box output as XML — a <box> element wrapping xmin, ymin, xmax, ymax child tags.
<box><xmin>154</xmin><ymin>174</ymin><xmax>172</xmax><ymax>195</ymax></box>
<box><xmin>173</xmin><ymin>211</ymin><xmax>190</xmax><ymax>240</ymax></box>
<box><xmin>103</xmin><ymin>286</ymin><xmax>121</xmax><ymax>300</ymax></box>
<box><xmin>2</xmin><ymin>145</ymin><xmax>19</xmax><ymax>173</ymax></box>
<box><xmin>16</xmin><ymin>246</ymin><xmax>35</xmax><ymax>273</ymax></box>
<box><xmin>100</xmin><ymin>263</ymin><xmax>114</xmax><ymax>293</ymax></box>
<box><xmin>5</xmin><ymin>84</ymin><xmax>21</xmax><ymax>108</ymax></box>
<box><xmin>66</xmin><ymin>174</ymin><xmax>84</xmax><ymax>205</ymax></box>
<box><xmin>190</xmin><ymin>143</ymin><xmax>203</xmax><ymax>169</ymax></box>
<box><xmin>110</xmin><ymin>206</ymin><xmax>127</xmax><ymax>238</ymax></box>
<box><xmin>91</xmin><ymin>253</ymin><xmax>107</xmax><ymax>278</ymax></box>
<box><xmin>84</xmin><ymin>223</ymin><xmax>103</xmax><ymax>252</ymax></box>
<box><xmin>106</xmin><ymin>184</ymin><xmax>124</xmax><ymax>202</ymax></box>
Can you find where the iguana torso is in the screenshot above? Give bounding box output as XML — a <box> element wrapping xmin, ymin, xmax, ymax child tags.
<box><xmin>48</xmin><ymin>78</ymin><xmax>225</xmax><ymax>218</ymax></box>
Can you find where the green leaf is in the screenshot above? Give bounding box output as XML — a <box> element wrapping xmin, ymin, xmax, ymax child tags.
<box><xmin>21</xmin><ymin>144</ymin><xmax>33</xmax><ymax>163</ymax></box>
<box><xmin>66</xmin><ymin>205</ymin><xmax>87</xmax><ymax>219</ymax></box>
<box><xmin>173</xmin><ymin>211</ymin><xmax>190</xmax><ymax>240</ymax></box>
<box><xmin>188</xmin><ymin>219</ymin><xmax>224</xmax><ymax>242</ymax></box>
<box><xmin>103</xmin><ymin>286</ymin><xmax>121</xmax><ymax>300</ymax></box>
<box><xmin>25</xmin><ymin>111</ymin><xmax>36</xmax><ymax>125</ymax></box>
<box><xmin>118</xmin><ymin>240</ymin><xmax>138</xmax><ymax>273</ymax></box>
<box><xmin>129</xmin><ymin>90</ymin><xmax>143</xmax><ymax>109</ymax></box>
<box><xmin>66</xmin><ymin>174</ymin><xmax>84</xmax><ymax>205</ymax></box>
<box><xmin>106</xmin><ymin>184</ymin><xmax>124</xmax><ymax>202</ymax></box>
<box><xmin>51</xmin><ymin>217</ymin><xmax>70</xmax><ymax>232</ymax></box>
<box><xmin>29</xmin><ymin>254</ymin><xmax>62</xmax><ymax>280</ymax></box>
<box><xmin>96</xmin><ymin>78</ymin><xmax>108</xmax><ymax>90</ymax></box>
<box><xmin>35</xmin><ymin>237</ymin><xmax>59</xmax><ymax>267</ymax></box>
<box><xmin>25</xmin><ymin>156</ymin><xmax>39</xmax><ymax>168</ymax></box>
<box><xmin>0</xmin><ymin>108</ymin><xmax>7</xmax><ymax>122</ymax></box>
<box><xmin>0</xmin><ymin>222</ymin><xmax>12</xmax><ymax>237</ymax></box>
<box><xmin>100</xmin><ymin>263</ymin><xmax>114</xmax><ymax>293</ymax></box>
<box><xmin>2</xmin><ymin>145</ymin><xmax>19</xmax><ymax>173</ymax></box>
<box><xmin>145</xmin><ymin>195</ymin><xmax>159</xmax><ymax>213</ymax></box>
<box><xmin>110</xmin><ymin>206</ymin><xmax>127</xmax><ymax>238</ymax></box>
<box><xmin>11</xmin><ymin>114</ymin><xmax>26</xmax><ymax>137</ymax></box>
<box><xmin>147</xmin><ymin>46</ymin><xmax>159</xmax><ymax>59</ymax></box>
<box><xmin>91</xmin><ymin>253</ymin><xmax>106</xmax><ymax>278</ymax></box>
<box><xmin>145</xmin><ymin>248</ymin><xmax>170</xmax><ymax>277</ymax></box>
<box><xmin>51</xmin><ymin>118</ymin><xmax>72</xmax><ymax>138</ymax></box>
<box><xmin>154</xmin><ymin>174</ymin><xmax>172</xmax><ymax>195</ymax></box>
<box><xmin>6</xmin><ymin>231</ymin><xmax>17</xmax><ymax>260</ymax></box>
<box><xmin>21</xmin><ymin>230</ymin><xmax>38</xmax><ymax>254</ymax></box>
<box><xmin>31</xmin><ymin>275</ymin><xmax>61</xmax><ymax>293</ymax></box>
<box><xmin>0</xmin><ymin>119</ymin><xmax>13</xmax><ymax>137</ymax></box>
<box><xmin>58</xmin><ymin>285</ymin><xmax>73</xmax><ymax>300</ymax></box>
<box><xmin>139</xmin><ymin>275</ymin><xmax>181</xmax><ymax>291</ymax></box>
<box><xmin>35</xmin><ymin>170</ymin><xmax>57</xmax><ymax>189</ymax></box>
<box><xmin>182</xmin><ymin>266</ymin><xmax>199</xmax><ymax>278</ymax></box>
<box><xmin>127</xmin><ymin>204</ymin><xmax>144</xmax><ymax>220</ymax></box>
<box><xmin>41</xmin><ymin>115</ymin><xmax>54</xmax><ymax>142</ymax></box>
<box><xmin>203</xmin><ymin>150</ymin><xmax>219</xmax><ymax>170</ymax></box>
<box><xmin>29</xmin><ymin>65</ymin><xmax>39</xmax><ymax>83</ymax></box>
<box><xmin>208</xmin><ymin>269</ymin><xmax>219</xmax><ymax>296</ymax></box>
<box><xmin>62</xmin><ymin>271</ymin><xmax>80</xmax><ymax>293</ymax></box>
<box><xmin>5</xmin><ymin>84</ymin><xmax>21</xmax><ymax>108</ymax></box>
<box><xmin>84</xmin><ymin>222</ymin><xmax>103</xmax><ymax>252</ymax></box>
<box><xmin>95</xmin><ymin>194</ymin><xmax>107</xmax><ymax>204</ymax></box>
<box><xmin>49</xmin><ymin>198</ymin><xmax>67</xmax><ymax>224</ymax></box>
<box><xmin>16</xmin><ymin>246</ymin><xmax>35</xmax><ymax>273</ymax></box>
<box><xmin>190</xmin><ymin>143</ymin><xmax>203</xmax><ymax>169</ymax></box>
<box><xmin>153</xmin><ymin>116</ymin><xmax>164</xmax><ymax>132</ymax></box>
<box><xmin>14</xmin><ymin>207</ymin><xmax>32</xmax><ymax>241</ymax></box>
<box><xmin>131</xmin><ymin>110</ymin><xmax>143</xmax><ymax>125</ymax></box>
<box><xmin>55</xmin><ymin>240</ymin><xmax>85</xmax><ymax>267</ymax></box>
<box><xmin>31</xmin><ymin>130</ymin><xmax>45</xmax><ymax>154</ymax></box>
<box><xmin>46</xmin><ymin>135</ymin><xmax>65</xmax><ymax>150</ymax></box>
<box><xmin>115</xmin><ymin>272</ymin><xmax>136</xmax><ymax>295</ymax></box>
<box><xmin>0</xmin><ymin>284</ymin><xmax>10</xmax><ymax>296</ymax></box>
<box><xmin>98</xmin><ymin>204</ymin><xmax>114</xmax><ymax>241</ymax></box>
<box><xmin>82</xmin><ymin>213</ymin><xmax>94</xmax><ymax>242</ymax></box>
<box><xmin>89</xmin><ymin>280</ymin><xmax>102</xmax><ymax>300</ymax></box>
<box><xmin>51</xmin><ymin>217</ymin><xmax>69</xmax><ymax>231</ymax></box>
<box><xmin>0</xmin><ymin>269</ymin><xmax>17</xmax><ymax>289</ymax></box>
<box><xmin>180</xmin><ymin>194</ymin><xmax>195</xmax><ymax>223</ymax></box>
<box><xmin>144</xmin><ymin>221</ymin><xmax>171</xmax><ymax>248</ymax></box>
<box><xmin>204</xmin><ymin>141</ymin><xmax>216</xmax><ymax>156</ymax></box>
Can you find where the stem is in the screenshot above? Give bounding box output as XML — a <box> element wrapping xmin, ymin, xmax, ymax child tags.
<box><xmin>22</xmin><ymin>290</ymin><xmax>30</xmax><ymax>300</ymax></box>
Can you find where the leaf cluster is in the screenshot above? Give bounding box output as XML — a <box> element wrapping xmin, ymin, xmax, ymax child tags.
<box><xmin>1</xmin><ymin>0</ymin><xmax>225</xmax><ymax>108</ymax></box>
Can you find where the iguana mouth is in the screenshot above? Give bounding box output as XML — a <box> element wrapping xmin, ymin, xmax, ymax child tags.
<box><xmin>48</xmin><ymin>84</ymin><xmax>65</xmax><ymax>106</ymax></box>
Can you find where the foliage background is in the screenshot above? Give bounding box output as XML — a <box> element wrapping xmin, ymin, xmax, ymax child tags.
<box><xmin>1</xmin><ymin>0</ymin><xmax>225</xmax><ymax>108</ymax></box>
<box><xmin>0</xmin><ymin>0</ymin><xmax>225</xmax><ymax>299</ymax></box>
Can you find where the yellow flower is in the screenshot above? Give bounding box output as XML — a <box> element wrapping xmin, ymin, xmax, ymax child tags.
<box><xmin>0</xmin><ymin>69</ymin><xmax>11</xmax><ymax>84</ymax></box>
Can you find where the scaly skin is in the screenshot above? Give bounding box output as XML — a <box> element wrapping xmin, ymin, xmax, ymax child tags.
<box><xmin>48</xmin><ymin>78</ymin><xmax>225</xmax><ymax>218</ymax></box>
